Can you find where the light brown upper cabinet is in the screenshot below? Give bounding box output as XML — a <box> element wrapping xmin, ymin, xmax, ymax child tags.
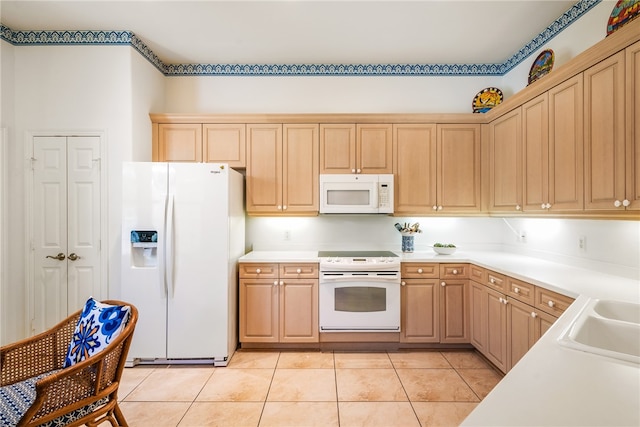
<box><xmin>154</xmin><ymin>123</ymin><xmax>203</xmax><ymax>162</ymax></box>
<box><xmin>203</xmin><ymin>124</ymin><xmax>246</xmax><ymax>167</ymax></box>
<box><xmin>524</xmin><ymin>75</ymin><xmax>584</xmax><ymax>213</ymax></box>
<box><xmin>394</xmin><ymin>124</ymin><xmax>481</xmax><ymax>214</ymax></box>
<box><xmin>153</xmin><ymin>123</ymin><xmax>246</xmax><ymax>167</ymax></box>
<box><xmin>320</xmin><ymin>124</ymin><xmax>392</xmax><ymax>174</ymax></box>
<box><xmin>626</xmin><ymin>40</ymin><xmax>640</xmax><ymax>211</ymax></box>
<box><xmin>489</xmin><ymin>109</ymin><xmax>522</xmax><ymax>212</ymax></box>
<box><xmin>437</xmin><ymin>124</ymin><xmax>482</xmax><ymax>213</ymax></box>
<box><xmin>393</xmin><ymin>124</ymin><xmax>437</xmax><ymax>213</ymax></box>
<box><xmin>584</xmin><ymin>51</ymin><xmax>626</xmax><ymax>211</ymax></box>
<box><xmin>246</xmin><ymin>124</ymin><xmax>319</xmax><ymax>215</ymax></box>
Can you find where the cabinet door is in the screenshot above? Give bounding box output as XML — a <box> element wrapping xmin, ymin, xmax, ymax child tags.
<box><xmin>357</xmin><ymin>124</ymin><xmax>393</xmax><ymax>174</ymax></box>
<box><xmin>393</xmin><ymin>124</ymin><xmax>437</xmax><ymax>213</ymax></box>
<box><xmin>439</xmin><ymin>279</ymin><xmax>469</xmax><ymax>343</ymax></box>
<box><xmin>401</xmin><ymin>278</ymin><xmax>440</xmax><ymax>343</ymax></box>
<box><xmin>584</xmin><ymin>52</ymin><xmax>625</xmax><ymax>210</ymax></box>
<box><xmin>283</xmin><ymin>124</ymin><xmax>319</xmax><ymax>214</ymax></box>
<box><xmin>437</xmin><ymin>124</ymin><xmax>481</xmax><ymax>212</ymax></box>
<box><xmin>203</xmin><ymin>124</ymin><xmax>246</xmax><ymax>167</ymax></box>
<box><xmin>548</xmin><ymin>74</ymin><xmax>585</xmax><ymax>212</ymax></box>
<box><xmin>534</xmin><ymin>310</ymin><xmax>557</xmax><ymax>341</ymax></box>
<box><xmin>239</xmin><ymin>279</ymin><xmax>279</xmax><ymax>342</ymax></box>
<box><xmin>155</xmin><ymin>123</ymin><xmax>203</xmax><ymax>162</ymax></box>
<box><xmin>280</xmin><ymin>279</ymin><xmax>319</xmax><ymax>343</ymax></box>
<box><xmin>470</xmin><ymin>281</ymin><xmax>487</xmax><ymax>352</ymax></box>
<box><xmin>489</xmin><ymin>110</ymin><xmax>522</xmax><ymax>212</ymax></box>
<box><xmin>319</xmin><ymin>124</ymin><xmax>356</xmax><ymax>173</ymax></box>
<box><xmin>246</xmin><ymin>124</ymin><xmax>283</xmax><ymax>214</ymax></box>
<box><xmin>522</xmin><ymin>94</ymin><xmax>549</xmax><ymax>212</ymax></box>
<box><xmin>626</xmin><ymin>40</ymin><xmax>640</xmax><ymax>211</ymax></box>
<box><xmin>485</xmin><ymin>287</ymin><xmax>508</xmax><ymax>373</ymax></box>
<box><xmin>507</xmin><ymin>298</ymin><xmax>536</xmax><ymax>371</ymax></box>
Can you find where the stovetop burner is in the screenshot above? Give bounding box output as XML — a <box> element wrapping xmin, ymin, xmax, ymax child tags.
<box><xmin>318</xmin><ymin>250</ymin><xmax>398</xmax><ymax>258</ymax></box>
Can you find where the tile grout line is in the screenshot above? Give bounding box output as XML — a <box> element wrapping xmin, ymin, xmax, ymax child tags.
<box><xmin>388</xmin><ymin>351</ymin><xmax>423</xmax><ymax>427</ymax></box>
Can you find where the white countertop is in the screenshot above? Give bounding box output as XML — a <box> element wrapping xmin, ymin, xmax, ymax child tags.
<box><xmin>239</xmin><ymin>249</ymin><xmax>640</xmax><ymax>426</ymax></box>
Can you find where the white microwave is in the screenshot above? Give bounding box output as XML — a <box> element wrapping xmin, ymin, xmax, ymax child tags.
<box><xmin>319</xmin><ymin>174</ymin><xmax>394</xmax><ymax>214</ymax></box>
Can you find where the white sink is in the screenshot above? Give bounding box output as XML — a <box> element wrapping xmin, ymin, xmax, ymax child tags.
<box><xmin>593</xmin><ymin>299</ymin><xmax>640</xmax><ymax>324</ymax></box>
<box><xmin>558</xmin><ymin>299</ymin><xmax>640</xmax><ymax>364</ymax></box>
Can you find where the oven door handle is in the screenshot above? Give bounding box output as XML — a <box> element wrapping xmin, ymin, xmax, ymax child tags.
<box><xmin>320</xmin><ymin>275</ymin><xmax>400</xmax><ymax>283</ymax></box>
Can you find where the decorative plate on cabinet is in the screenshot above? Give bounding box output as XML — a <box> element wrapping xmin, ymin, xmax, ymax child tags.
<box><xmin>528</xmin><ymin>49</ymin><xmax>554</xmax><ymax>85</ymax></box>
<box><xmin>472</xmin><ymin>87</ymin><xmax>503</xmax><ymax>113</ymax></box>
<box><xmin>607</xmin><ymin>0</ymin><xmax>640</xmax><ymax>36</ymax></box>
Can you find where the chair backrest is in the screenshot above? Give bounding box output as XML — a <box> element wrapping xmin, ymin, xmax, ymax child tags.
<box><xmin>20</xmin><ymin>301</ymin><xmax>138</xmax><ymax>426</ymax></box>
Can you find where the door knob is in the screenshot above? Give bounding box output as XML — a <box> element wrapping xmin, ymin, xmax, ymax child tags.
<box><xmin>46</xmin><ymin>252</ymin><xmax>65</xmax><ymax>261</ymax></box>
<box><xmin>68</xmin><ymin>253</ymin><xmax>81</xmax><ymax>261</ymax></box>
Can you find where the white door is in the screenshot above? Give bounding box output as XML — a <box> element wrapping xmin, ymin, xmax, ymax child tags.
<box><xmin>32</xmin><ymin>136</ymin><xmax>102</xmax><ymax>333</ymax></box>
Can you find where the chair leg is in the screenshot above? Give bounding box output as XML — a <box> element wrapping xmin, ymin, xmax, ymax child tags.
<box><xmin>113</xmin><ymin>403</ymin><xmax>128</xmax><ymax>427</ymax></box>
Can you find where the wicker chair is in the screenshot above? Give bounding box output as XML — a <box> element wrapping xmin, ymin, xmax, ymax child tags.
<box><xmin>0</xmin><ymin>300</ymin><xmax>138</xmax><ymax>427</ymax></box>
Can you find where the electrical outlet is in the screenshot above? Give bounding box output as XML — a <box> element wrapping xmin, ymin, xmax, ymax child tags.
<box><xmin>579</xmin><ymin>236</ymin><xmax>586</xmax><ymax>250</ymax></box>
<box><xmin>284</xmin><ymin>230</ymin><xmax>291</xmax><ymax>241</ymax></box>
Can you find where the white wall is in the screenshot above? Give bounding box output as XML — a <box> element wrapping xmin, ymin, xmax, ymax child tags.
<box><xmin>5</xmin><ymin>44</ymin><xmax>162</xmax><ymax>338</ymax></box>
<box><xmin>164</xmin><ymin>74</ymin><xmax>504</xmax><ymax>114</ymax></box>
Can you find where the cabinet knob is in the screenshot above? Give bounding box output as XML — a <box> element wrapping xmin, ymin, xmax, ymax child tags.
<box><xmin>283</xmin><ymin>205</ymin><xmax>287</xmax><ymax>210</ymax></box>
<box><xmin>438</xmin><ymin>205</ymin><xmax>443</xmax><ymax>211</ymax></box>
<box><xmin>548</xmin><ymin>300</ymin><xmax>555</xmax><ymax>308</ymax></box>
<box><xmin>351</xmin><ymin>169</ymin><xmax>356</xmax><ymax>173</ymax></box>
<box><xmin>541</xmin><ymin>203</ymin><xmax>546</xmax><ymax>209</ymax></box>
<box><xmin>441</xmin><ymin>281</ymin><xmax>446</xmax><ymax>287</ymax></box>
<box><xmin>452</xmin><ymin>269</ymin><xmax>458</xmax><ymax>275</ymax></box>
<box><xmin>401</xmin><ymin>281</ymin><xmax>406</xmax><ymax>286</ymax></box>
<box><xmin>280</xmin><ymin>280</ymin><xmax>284</xmax><ymax>286</ymax></box>
<box><xmin>614</xmin><ymin>200</ymin><xmax>622</xmax><ymax>207</ymax></box>
<box><xmin>277</xmin><ymin>205</ymin><xmax>282</xmax><ymax>210</ymax></box>
<box><xmin>296</xmin><ymin>268</ymin><xmax>301</xmax><ymax>274</ymax></box>
<box><xmin>357</xmin><ymin>168</ymin><xmax>361</xmax><ymax>173</ymax></box>
<box><xmin>256</xmin><ymin>268</ymin><xmax>261</xmax><ymax>274</ymax></box>
<box><xmin>489</xmin><ymin>278</ymin><xmax>495</xmax><ymax>284</ymax></box>
<box><xmin>514</xmin><ymin>287</ymin><xmax>520</xmax><ymax>294</ymax></box>
<box><xmin>432</xmin><ymin>205</ymin><xmax>438</xmax><ymax>211</ymax></box>
<box><xmin>516</xmin><ymin>205</ymin><xmax>521</xmax><ymax>211</ymax></box>
<box><xmin>545</xmin><ymin>203</ymin><xmax>552</xmax><ymax>209</ymax></box>
<box><xmin>623</xmin><ymin>199</ymin><xmax>631</xmax><ymax>207</ymax></box>
<box><xmin>417</xmin><ymin>268</ymin><xmax>423</xmax><ymax>274</ymax></box>
<box><xmin>531</xmin><ymin>312</ymin><xmax>538</xmax><ymax>318</ymax></box>
<box><xmin>273</xmin><ymin>281</ymin><xmax>278</xmax><ymax>286</ymax></box>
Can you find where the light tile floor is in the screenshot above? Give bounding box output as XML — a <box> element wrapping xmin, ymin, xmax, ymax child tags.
<box><xmin>113</xmin><ymin>350</ymin><xmax>502</xmax><ymax>427</ymax></box>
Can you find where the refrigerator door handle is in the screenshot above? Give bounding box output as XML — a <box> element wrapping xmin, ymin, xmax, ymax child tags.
<box><xmin>165</xmin><ymin>193</ymin><xmax>175</xmax><ymax>298</ymax></box>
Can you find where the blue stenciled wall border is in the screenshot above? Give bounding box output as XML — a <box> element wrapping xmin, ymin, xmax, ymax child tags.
<box><xmin>0</xmin><ymin>0</ymin><xmax>600</xmax><ymax>76</ymax></box>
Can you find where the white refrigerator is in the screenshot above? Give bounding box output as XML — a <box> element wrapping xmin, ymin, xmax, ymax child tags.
<box><xmin>121</xmin><ymin>162</ymin><xmax>244</xmax><ymax>366</ymax></box>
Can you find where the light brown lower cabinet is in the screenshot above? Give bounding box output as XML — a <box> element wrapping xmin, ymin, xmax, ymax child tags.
<box><xmin>470</xmin><ymin>280</ymin><xmax>508</xmax><ymax>372</ymax></box>
<box><xmin>439</xmin><ymin>264</ymin><xmax>470</xmax><ymax>344</ymax></box>
<box><xmin>401</xmin><ymin>278</ymin><xmax>440</xmax><ymax>343</ymax></box>
<box><xmin>401</xmin><ymin>263</ymin><xmax>469</xmax><ymax>344</ymax></box>
<box><xmin>471</xmin><ymin>268</ymin><xmax>567</xmax><ymax>373</ymax></box>
<box><xmin>508</xmin><ymin>298</ymin><xmax>557</xmax><ymax>370</ymax></box>
<box><xmin>239</xmin><ymin>263</ymin><xmax>318</xmax><ymax>344</ymax></box>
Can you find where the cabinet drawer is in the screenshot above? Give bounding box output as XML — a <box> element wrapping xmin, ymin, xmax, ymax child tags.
<box><xmin>239</xmin><ymin>263</ymin><xmax>278</xmax><ymax>279</ymax></box>
<box><xmin>439</xmin><ymin>264</ymin><xmax>469</xmax><ymax>279</ymax></box>
<box><xmin>507</xmin><ymin>277</ymin><xmax>535</xmax><ymax>305</ymax></box>
<box><xmin>402</xmin><ymin>263</ymin><xmax>439</xmax><ymax>278</ymax></box>
<box><xmin>280</xmin><ymin>263</ymin><xmax>319</xmax><ymax>278</ymax></box>
<box><xmin>535</xmin><ymin>287</ymin><xmax>574</xmax><ymax>316</ymax></box>
<box><xmin>485</xmin><ymin>270</ymin><xmax>506</xmax><ymax>292</ymax></box>
<box><xmin>469</xmin><ymin>265</ymin><xmax>486</xmax><ymax>283</ymax></box>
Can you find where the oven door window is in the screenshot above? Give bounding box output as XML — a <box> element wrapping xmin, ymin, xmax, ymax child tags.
<box><xmin>335</xmin><ymin>286</ymin><xmax>386</xmax><ymax>312</ymax></box>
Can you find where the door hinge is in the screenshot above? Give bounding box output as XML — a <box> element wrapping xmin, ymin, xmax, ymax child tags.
<box><xmin>30</xmin><ymin>157</ymin><xmax>37</xmax><ymax>171</ymax></box>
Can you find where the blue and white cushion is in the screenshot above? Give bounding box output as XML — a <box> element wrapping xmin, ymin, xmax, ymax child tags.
<box><xmin>0</xmin><ymin>371</ymin><xmax>58</xmax><ymax>427</ymax></box>
<box><xmin>63</xmin><ymin>298</ymin><xmax>131</xmax><ymax>368</ymax></box>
